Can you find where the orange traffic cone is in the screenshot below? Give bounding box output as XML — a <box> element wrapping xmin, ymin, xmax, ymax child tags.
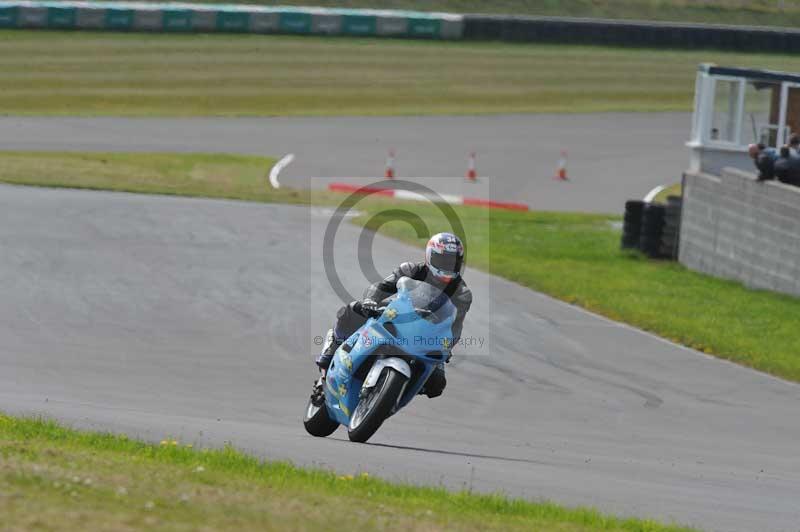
<box><xmin>466</xmin><ymin>151</ymin><xmax>477</xmax><ymax>182</ymax></box>
<box><xmin>554</xmin><ymin>150</ymin><xmax>568</xmax><ymax>181</ymax></box>
<box><xmin>385</xmin><ymin>149</ymin><xmax>395</xmax><ymax>179</ymax></box>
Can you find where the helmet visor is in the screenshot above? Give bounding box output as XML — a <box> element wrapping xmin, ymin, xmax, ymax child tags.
<box><xmin>430</xmin><ymin>251</ymin><xmax>462</xmax><ymax>275</ymax></box>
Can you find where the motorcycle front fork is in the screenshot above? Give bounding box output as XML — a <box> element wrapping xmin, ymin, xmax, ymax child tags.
<box><xmin>310</xmin><ymin>374</ymin><xmax>326</xmax><ymax>407</ymax></box>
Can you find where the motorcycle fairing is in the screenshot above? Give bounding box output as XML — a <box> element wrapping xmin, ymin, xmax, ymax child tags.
<box><xmin>323</xmin><ymin>279</ymin><xmax>456</xmax><ymax>426</ymax></box>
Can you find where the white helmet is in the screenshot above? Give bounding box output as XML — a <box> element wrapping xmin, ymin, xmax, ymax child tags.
<box><xmin>425</xmin><ymin>232</ymin><xmax>464</xmax><ymax>283</ymax></box>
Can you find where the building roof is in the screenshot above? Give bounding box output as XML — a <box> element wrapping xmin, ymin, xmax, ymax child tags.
<box><xmin>700</xmin><ymin>64</ymin><xmax>800</xmax><ymax>85</ymax></box>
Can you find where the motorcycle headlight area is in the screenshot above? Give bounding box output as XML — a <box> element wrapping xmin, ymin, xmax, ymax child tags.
<box><xmin>358</xmin><ymin>325</ymin><xmax>394</xmax><ymax>349</ymax></box>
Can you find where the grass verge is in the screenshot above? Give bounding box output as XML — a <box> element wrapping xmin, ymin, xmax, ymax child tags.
<box><xmin>3</xmin><ymin>30</ymin><xmax>800</xmax><ymax>116</ymax></box>
<box><xmin>0</xmin><ymin>151</ymin><xmax>310</xmax><ymax>204</ymax></box>
<box><xmin>0</xmin><ymin>414</ymin><xmax>696</xmax><ymax>531</ymax></box>
<box><xmin>1</xmin><ymin>151</ymin><xmax>798</xmax><ymax>383</ymax></box>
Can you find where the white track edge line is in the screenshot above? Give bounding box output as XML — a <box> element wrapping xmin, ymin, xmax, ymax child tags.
<box><xmin>269</xmin><ymin>153</ymin><xmax>295</xmax><ymax>189</ymax></box>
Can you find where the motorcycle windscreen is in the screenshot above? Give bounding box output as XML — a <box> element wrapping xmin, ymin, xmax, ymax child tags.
<box><xmin>395</xmin><ymin>277</ymin><xmax>456</xmax><ymax>324</ymax></box>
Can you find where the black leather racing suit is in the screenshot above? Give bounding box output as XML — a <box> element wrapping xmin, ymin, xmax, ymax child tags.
<box><xmin>329</xmin><ymin>261</ymin><xmax>472</xmax><ymax>397</ymax></box>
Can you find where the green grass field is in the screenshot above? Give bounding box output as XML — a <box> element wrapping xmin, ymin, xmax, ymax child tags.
<box><xmin>109</xmin><ymin>0</ymin><xmax>800</xmax><ymax>28</ymax></box>
<box><xmin>2</xmin><ymin>151</ymin><xmax>799</xmax><ymax>382</ymax></box>
<box><xmin>0</xmin><ymin>414</ymin><xmax>695</xmax><ymax>531</ymax></box>
<box><xmin>0</xmin><ymin>151</ymin><xmax>305</xmax><ymax>201</ymax></box>
<box><xmin>3</xmin><ymin>30</ymin><xmax>800</xmax><ymax>117</ymax></box>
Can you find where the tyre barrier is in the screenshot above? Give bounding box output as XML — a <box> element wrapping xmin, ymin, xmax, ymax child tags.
<box><xmin>639</xmin><ymin>203</ymin><xmax>666</xmax><ymax>259</ymax></box>
<box><xmin>462</xmin><ymin>15</ymin><xmax>800</xmax><ymax>52</ymax></box>
<box><xmin>621</xmin><ymin>197</ymin><xmax>682</xmax><ymax>260</ymax></box>
<box><xmin>659</xmin><ymin>195</ymin><xmax>682</xmax><ymax>260</ymax></box>
<box><xmin>0</xmin><ymin>1</ymin><xmax>464</xmax><ymax>39</ymax></box>
<box><xmin>621</xmin><ymin>199</ymin><xmax>645</xmax><ymax>250</ymax></box>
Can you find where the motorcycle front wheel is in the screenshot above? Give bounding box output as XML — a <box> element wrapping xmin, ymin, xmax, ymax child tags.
<box><xmin>303</xmin><ymin>397</ymin><xmax>339</xmax><ymax>437</ymax></box>
<box><xmin>347</xmin><ymin>368</ymin><xmax>407</xmax><ymax>443</ymax></box>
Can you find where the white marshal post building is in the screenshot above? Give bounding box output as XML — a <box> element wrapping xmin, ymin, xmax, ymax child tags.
<box><xmin>679</xmin><ymin>64</ymin><xmax>800</xmax><ymax>298</ymax></box>
<box><xmin>688</xmin><ymin>63</ymin><xmax>800</xmax><ymax>175</ymax></box>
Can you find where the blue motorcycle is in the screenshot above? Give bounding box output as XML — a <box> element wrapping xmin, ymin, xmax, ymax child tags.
<box><xmin>304</xmin><ymin>277</ymin><xmax>455</xmax><ymax>443</ymax></box>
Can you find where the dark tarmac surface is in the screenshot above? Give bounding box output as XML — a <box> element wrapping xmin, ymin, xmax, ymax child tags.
<box><xmin>2</xmin><ymin>185</ymin><xmax>799</xmax><ymax>532</ymax></box>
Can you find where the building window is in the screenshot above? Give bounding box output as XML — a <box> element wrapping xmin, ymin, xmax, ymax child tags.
<box><xmin>710</xmin><ymin>79</ymin><xmax>741</xmax><ymax>143</ymax></box>
<box><xmin>740</xmin><ymin>80</ymin><xmax>780</xmax><ymax>147</ymax></box>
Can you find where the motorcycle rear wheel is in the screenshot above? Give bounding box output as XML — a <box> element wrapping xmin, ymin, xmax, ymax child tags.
<box><xmin>303</xmin><ymin>397</ymin><xmax>339</xmax><ymax>437</ymax></box>
<box><xmin>347</xmin><ymin>369</ymin><xmax>407</xmax><ymax>443</ymax></box>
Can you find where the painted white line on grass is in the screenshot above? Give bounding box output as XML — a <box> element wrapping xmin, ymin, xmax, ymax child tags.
<box><xmin>269</xmin><ymin>153</ymin><xmax>295</xmax><ymax>189</ymax></box>
<box><xmin>643</xmin><ymin>184</ymin><xmax>666</xmax><ymax>203</ymax></box>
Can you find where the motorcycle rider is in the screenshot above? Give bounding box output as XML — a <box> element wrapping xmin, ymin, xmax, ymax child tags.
<box><xmin>316</xmin><ymin>232</ymin><xmax>472</xmax><ymax>398</ymax></box>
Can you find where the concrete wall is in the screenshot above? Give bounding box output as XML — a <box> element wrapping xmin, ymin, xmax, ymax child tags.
<box><xmin>688</xmin><ymin>145</ymin><xmax>753</xmax><ymax>177</ymax></box>
<box><xmin>679</xmin><ymin>167</ymin><xmax>800</xmax><ymax>297</ymax></box>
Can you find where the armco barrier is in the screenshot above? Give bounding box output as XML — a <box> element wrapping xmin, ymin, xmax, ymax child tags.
<box><xmin>3</xmin><ymin>1</ymin><xmax>800</xmax><ymax>51</ymax></box>
<box><xmin>462</xmin><ymin>14</ymin><xmax>800</xmax><ymax>52</ymax></box>
<box><xmin>0</xmin><ymin>1</ymin><xmax>464</xmax><ymax>38</ymax></box>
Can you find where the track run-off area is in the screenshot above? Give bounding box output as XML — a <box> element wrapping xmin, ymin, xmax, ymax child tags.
<box><xmin>1</xmin><ymin>166</ymin><xmax>799</xmax><ymax>531</ymax></box>
<box><xmin>0</xmin><ymin>114</ymin><xmax>689</xmax><ymax>213</ymax></box>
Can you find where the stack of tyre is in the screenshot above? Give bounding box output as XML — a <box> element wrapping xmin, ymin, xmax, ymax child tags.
<box><xmin>621</xmin><ymin>197</ymin><xmax>682</xmax><ymax>259</ymax></box>
<box><xmin>659</xmin><ymin>196</ymin><xmax>682</xmax><ymax>259</ymax></box>
<box><xmin>639</xmin><ymin>203</ymin><xmax>666</xmax><ymax>258</ymax></box>
<box><xmin>621</xmin><ymin>200</ymin><xmax>645</xmax><ymax>249</ymax></box>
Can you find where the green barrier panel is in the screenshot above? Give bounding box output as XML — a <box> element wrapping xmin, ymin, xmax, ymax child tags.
<box><xmin>216</xmin><ymin>11</ymin><xmax>249</xmax><ymax>32</ymax></box>
<box><xmin>47</xmin><ymin>6</ymin><xmax>75</xmax><ymax>28</ymax></box>
<box><xmin>0</xmin><ymin>2</ymin><xmax>462</xmax><ymax>39</ymax></box>
<box><xmin>342</xmin><ymin>14</ymin><xmax>375</xmax><ymax>36</ymax></box>
<box><xmin>311</xmin><ymin>13</ymin><xmax>340</xmax><ymax>34</ymax></box>
<box><xmin>375</xmin><ymin>16</ymin><xmax>407</xmax><ymax>36</ymax></box>
<box><xmin>162</xmin><ymin>9</ymin><xmax>192</xmax><ymax>31</ymax></box>
<box><xmin>189</xmin><ymin>10</ymin><xmax>214</xmax><ymax>31</ymax></box>
<box><xmin>408</xmin><ymin>17</ymin><xmax>441</xmax><ymax>38</ymax></box>
<box><xmin>76</xmin><ymin>7</ymin><xmax>106</xmax><ymax>29</ymax></box>
<box><xmin>105</xmin><ymin>8</ymin><xmax>133</xmax><ymax>29</ymax></box>
<box><xmin>0</xmin><ymin>6</ymin><xmax>17</xmax><ymax>27</ymax></box>
<box><xmin>248</xmin><ymin>11</ymin><xmax>279</xmax><ymax>33</ymax></box>
<box><xmin>279</xmin><ymin>11</ymin><xmax>311</xmax><ymax>34</ymax></box>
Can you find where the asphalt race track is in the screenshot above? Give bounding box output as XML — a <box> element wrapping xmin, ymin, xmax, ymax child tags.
<box><xmin>2</xmin><ymin>184</ymin><xmax>799</xmax><ymax>532</ymax></box>
<box><xmin>0</xmin><ymin>114</ymin><xmax>689</xmax><ymax>213</ymax></box>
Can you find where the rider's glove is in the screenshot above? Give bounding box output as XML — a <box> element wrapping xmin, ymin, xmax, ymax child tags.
<box><xmin>357</xmin><ymin>299</ymin><xmax>379</xmax><ymax>317</ymax></box>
